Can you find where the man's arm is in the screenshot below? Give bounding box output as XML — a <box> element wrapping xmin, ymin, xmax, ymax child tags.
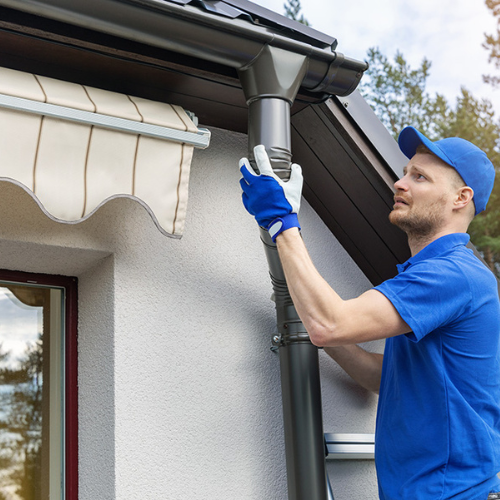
<box><xmin>324</xmin><ymin>345</ymin><xmax>384</xmax><ymax>393</ymax></box>
<box><xmin>239</xmin><ymin>146</ymin><xmax>407</xmax><ymax>393</ymax></box>
<box><xmin>276</xmin><ymin>227</ymin><xmax>411</xmax><ymax>346</ymax></box>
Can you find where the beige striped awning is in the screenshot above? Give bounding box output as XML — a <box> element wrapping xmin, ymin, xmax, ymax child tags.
<box><xmin>0</xmin><ymin>67</ymin><xmax>210</xmax><ymax>237</ymax></box>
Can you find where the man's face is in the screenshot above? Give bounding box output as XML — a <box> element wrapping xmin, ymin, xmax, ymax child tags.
<box><xmin>389</xmin><ymin>153</ymin><xmax>456</xmax><ymax>237</ymax></box>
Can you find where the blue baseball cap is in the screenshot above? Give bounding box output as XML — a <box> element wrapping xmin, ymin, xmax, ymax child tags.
<box><xmin>398</xmin><ymin>126</ymin><xmax>495</xmax><ymax>215</ymax></box>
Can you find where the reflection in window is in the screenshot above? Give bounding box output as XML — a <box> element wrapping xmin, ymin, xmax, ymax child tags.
<box><xmin>0</xmin><ymin>283</ymin><xmax>63</xmax><ymax>500</ymax></box>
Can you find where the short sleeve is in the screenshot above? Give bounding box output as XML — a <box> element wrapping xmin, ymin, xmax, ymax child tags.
<box><xmin>374</xmin><ymin>259</ymin><xmax>472</xmax><ymax>342</ymax></box>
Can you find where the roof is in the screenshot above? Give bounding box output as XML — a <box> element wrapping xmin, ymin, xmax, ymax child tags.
<box><xmin>164</xmin><ymin>0</ymin><xmax>337</xmax><ymax>48</ymax></box>
<box><xmin>0</xmin><ymin>0</ymin><xmax>410</xmax><ymax>284</ymax></box>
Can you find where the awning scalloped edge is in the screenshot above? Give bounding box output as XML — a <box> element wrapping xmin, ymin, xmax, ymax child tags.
<box><xmin>0</xmin><ymin>177</ymin><xmax>181</xmax><ymax>239</ymax></box>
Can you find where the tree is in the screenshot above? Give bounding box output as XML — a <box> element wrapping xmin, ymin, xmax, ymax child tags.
<box><xmin>360</xmin><ymin>48</ymin><xmax>500</xmax><ymax>276</ymax></box>
<box><xmin>359</xmin><ymin>48</ymin><xmax>450</xmax><ymax>140</ymax></box>
<box><xmin>283</xmin><ymin>0</ymin><xmax>310</xmax><ymax>26</ymax></box>
<box><xmin>484</xmin><ymin>0</ymin><xmax>500</xmax><ymax>87</ymax></box>
<box><xmin>0</xmin><ymin>337</ymin><xmax>43</xmax><ymax>500</ymax></box>
<box><xmin>444</xmin><ymin>90</ymin><xmax>500</xmax><ymax>274</ymax></box>
<box><xmin>10</xmin><ymin>338</ymin><xmax>43</xmax><ymax>500</ymax></box>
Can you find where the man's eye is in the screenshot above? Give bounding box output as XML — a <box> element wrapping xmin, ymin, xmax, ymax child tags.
<box><xmin>416</xmin><ymin>174</ymin><xmax>426</xmax><ymax>180</ymax></box>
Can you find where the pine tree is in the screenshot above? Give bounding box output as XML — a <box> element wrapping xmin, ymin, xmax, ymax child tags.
<box><xmin>484</xmin><ymin>0</ymin><xmax>500</xmax><ymax>87</ymax></box>
<box><xmin>360</xmin><ymin>48</ymin><xmax>500</xmax><ymax>276</ymax></box>
<box><xmin>283</xmin><ymin>0</ymin><xmax>310</xmax><ymax>26</ymax></box>
<box><xmin>359</xmin><ymin>48</ymin><xmax>450</xmax><ymax>140</ymax></box>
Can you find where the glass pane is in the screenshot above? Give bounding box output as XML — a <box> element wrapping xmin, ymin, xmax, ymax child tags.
<box><xmin>0</xmin><ymin>282</ymin><xmax>63</xmax><ymax>500</ymax></box>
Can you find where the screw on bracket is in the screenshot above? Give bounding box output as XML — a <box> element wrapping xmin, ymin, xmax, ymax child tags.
<box><xmin>270</xmin><ymin>334</ymin><xmax>281</xmax><ymax>352</ymax></box>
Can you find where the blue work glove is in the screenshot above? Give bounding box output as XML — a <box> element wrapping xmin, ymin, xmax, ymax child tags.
<box><xmin>239</xmin><ymin>145</ymin><xmax>303</xmax><ymax>242</ymax></box>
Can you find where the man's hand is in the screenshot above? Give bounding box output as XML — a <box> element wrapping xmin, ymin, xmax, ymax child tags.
<box><xmin>239</xmin><ymin>145</ymin><xmax>303</xmax><ymax>241</ymax></box>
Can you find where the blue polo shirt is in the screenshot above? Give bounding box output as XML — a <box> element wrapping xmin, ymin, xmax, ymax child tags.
<box><xmin>374</xmin><ymin>233</ymin><xmax>500</xmax><ymax>500</ymax></box>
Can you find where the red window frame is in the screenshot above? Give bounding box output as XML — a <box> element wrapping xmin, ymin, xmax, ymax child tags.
<box><xmin>0</xmin><ymin>268</ymin><xmax>78</xmax><ymax>500</ymax></box>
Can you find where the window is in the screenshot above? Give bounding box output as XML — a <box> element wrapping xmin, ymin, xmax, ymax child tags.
<box><xmin>0</xmin><ymin>270</ymin><xmax>77</xmax><ymax>500</ymax></box>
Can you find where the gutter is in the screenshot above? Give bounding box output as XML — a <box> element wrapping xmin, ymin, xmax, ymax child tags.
<box><xmin>0</xmin><ymin>0</ymin><xmax>367</xmax><ymax>97</ymax></box>
<box><xmin>0</xmin><ymin>1</ymin><xmax>368</xmax><ymax>498</ymax></box>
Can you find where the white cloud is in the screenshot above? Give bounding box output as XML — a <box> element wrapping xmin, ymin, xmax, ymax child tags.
<box><xmin>0</xmin><ymin>289</ymin><xmax>41</xmax><ymax>365</ymax></box>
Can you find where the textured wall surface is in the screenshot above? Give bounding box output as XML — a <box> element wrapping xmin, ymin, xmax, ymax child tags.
<box><xmin>0</xmin><ymin>127</ymin><xmax>384</xmax><ymax>499</ymax></box>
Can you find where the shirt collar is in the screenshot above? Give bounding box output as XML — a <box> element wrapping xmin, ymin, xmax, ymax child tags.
<box><xmin>396</xmin><ymin>233</ymin><xmax>470</xmax><ymax>273</ymax></box>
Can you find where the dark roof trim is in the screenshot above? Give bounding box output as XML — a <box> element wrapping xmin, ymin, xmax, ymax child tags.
<box><xmin>160</xmin><ymin>0</ymin><xmax>253</xmax><ymax>21</ymax></box>
<box><xmin>291</xmin><ymin>99</ymin><xmax>411</xmax><ymax>285</ymax></box>
<box><xmin>336</xmin><ymin>91</ymin><xmax>407</xmax><ymax>179</ymax></box>
<box><xmin>190</xmin><ymin>0</ymin><xmax>337</xmax><ymax>48</ymax></box>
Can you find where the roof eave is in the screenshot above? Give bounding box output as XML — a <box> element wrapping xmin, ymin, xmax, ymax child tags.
<box><xmin>0</xmin><ymin>0</ymin><xmax>367</xmax><ymax>98</ymax></box>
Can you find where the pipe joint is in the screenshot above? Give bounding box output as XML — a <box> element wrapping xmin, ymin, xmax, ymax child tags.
<box><xmin>280</xmin><ymin>321</ymin><xmax>310</xmax><ymax>345</ymax></box>
<box><xmin>260</xmin><ymin>229</ymin><xmax>312</xmax><ymax>347</ymax></box>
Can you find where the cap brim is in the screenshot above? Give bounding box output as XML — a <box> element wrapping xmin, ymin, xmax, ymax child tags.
<box><xmin>398</xmin><ymin>126</ymin><xmax>453</xmax><ymax>167</ymax></box>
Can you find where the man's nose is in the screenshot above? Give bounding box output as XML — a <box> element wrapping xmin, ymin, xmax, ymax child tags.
<box><xmin>394</xmin><ymin>176</ymin><xmax>408</xmax><ymax>191</ymax></box>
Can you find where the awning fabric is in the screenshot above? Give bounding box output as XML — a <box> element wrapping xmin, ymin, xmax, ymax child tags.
<box><xmin>0</xmin><ymin>67</ymin><xmax>209</xmax><ymax>237</ymax></box>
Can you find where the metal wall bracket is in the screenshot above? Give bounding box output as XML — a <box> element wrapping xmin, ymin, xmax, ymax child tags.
<box><xmin>325</xmin><ymin>433</ymin><xmax>375</xmax><ymax>460</ymax></box>
<box><xmin>0</xmin><ymin>93</ymin><xmax>211</xmax><ymax>149</ymax></box>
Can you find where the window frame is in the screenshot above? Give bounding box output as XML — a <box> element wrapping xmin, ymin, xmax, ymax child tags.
<box><xmin>0</xmin><ymin>268</ymin><xmax>78</xmax><ymax>500</ymax></box>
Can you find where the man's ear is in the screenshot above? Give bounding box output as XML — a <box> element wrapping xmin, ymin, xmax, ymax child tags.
<box><xmin>454</xmin><ymin>186</ymin><xmax>474</xmax><ymax>211</ymax></box>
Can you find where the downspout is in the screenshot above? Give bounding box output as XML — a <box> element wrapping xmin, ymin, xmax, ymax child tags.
<box><xmin>238</xmin><ymin>45</ymin><xmax>328</xmax><ymax>500</ymax></box>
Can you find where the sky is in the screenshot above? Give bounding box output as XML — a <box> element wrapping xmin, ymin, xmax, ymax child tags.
<box><xmin>252</xmin><ymin>0</ymin><xmax>499</xmax><ymax>115</ymax></box>
<box><xmin>0</xmin><ymin>288</ymin><xmax>41</xmax><ymax>367</ymax></box>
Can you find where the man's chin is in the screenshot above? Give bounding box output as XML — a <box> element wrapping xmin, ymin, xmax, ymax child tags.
<box><xmin>389</xmin><ymin>209</ymin><xmax>404</xmax><ymax>226</ymax></box>
<box><xmin>388</xmin><ymin>210</ymin><xmax>412</xmax><ymax>234</ymax></box>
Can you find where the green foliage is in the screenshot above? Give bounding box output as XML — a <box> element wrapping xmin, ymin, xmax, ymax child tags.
<box><xmin>447</xmin><ymin>89</ymin><xmax>500</xmax><ymax>275</ymax></box>
<box><xmin>439</xmin><ymin>89</ymin><xmax>500</xmax><ymax>165</ymax></box>
<box><xmin>283</xmin><ymin>0</ymin><xmax>310</xmax><ymax>26</ymax></box>
<box><xmin>484</xmin><ymin>0</ymin><xmax>500</xmax><ymax>87</ymax></box>
<box><xmin>359</xmin><ymin>48</ymin><xmax>450</xmax><ymax>140</ymax></box>
<box><xmin>361</xmin><ymin>47</ymin><xmax>500</xmax><ymax>276</ymax></box>
<box><xmin>469</xmin><ymin>185</ymin><xmax>500</xmax><ymax>275</ymax></box>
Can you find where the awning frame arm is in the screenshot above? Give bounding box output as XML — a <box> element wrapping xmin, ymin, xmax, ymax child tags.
<box><xmin>0</xmin><ymin>93</ymin><xmax>211</xmax><ymax>149</ymax></box>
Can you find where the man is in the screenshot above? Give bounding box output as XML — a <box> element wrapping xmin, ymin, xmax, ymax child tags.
<box><xmin>239</xmin><ymin>126</ymin><xmax>500</xmax><ymax>500</ymax></box>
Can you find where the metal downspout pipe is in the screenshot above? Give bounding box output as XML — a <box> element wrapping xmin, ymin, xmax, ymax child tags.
<box><xmin>238</xmin><ymin>45</ymin><xmax>329</xmax><ymax>500</ymax></box>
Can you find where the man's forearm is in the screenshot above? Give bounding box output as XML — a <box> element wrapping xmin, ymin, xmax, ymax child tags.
<box><xmin>275</xmin><ymin>228</ymin><xmax>409</xmax><ymax>346</ymax></box>
<box><xmin>275</xmin><ymin>228</ymin><xmax>384</xmax><ymax>393</ymax></box>
<box><xmin>324</xmin><ymin>345</ymin><xmax>383</xmax><ymax>393</ymax></box>
<box><xmin>275</xmin><ymin>227</ymin><xmax>345</xmax><ymax>344</ymax></box>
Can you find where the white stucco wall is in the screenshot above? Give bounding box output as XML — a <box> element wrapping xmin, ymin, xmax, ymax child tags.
<box><xmin>0</xmin><ymin>126</ymin><xmax>384</xmax><ymax>499</ymax></box>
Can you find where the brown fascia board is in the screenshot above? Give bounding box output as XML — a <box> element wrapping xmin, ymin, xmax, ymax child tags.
<box><xmin>0</xmin><ymin>5</ymin><xmax>411</xmax><ymax>284</ymax></box>
<box><xmin>291</xmin><ymin>96</ymin><xmax>411</xmax><ymax>285</ymax></box>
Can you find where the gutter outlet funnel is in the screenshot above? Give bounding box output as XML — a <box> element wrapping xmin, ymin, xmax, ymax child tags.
<box><xmin>239</xmin><ymin>45</ymin><xmax>309</xmax><ymax>105</ymax></box>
